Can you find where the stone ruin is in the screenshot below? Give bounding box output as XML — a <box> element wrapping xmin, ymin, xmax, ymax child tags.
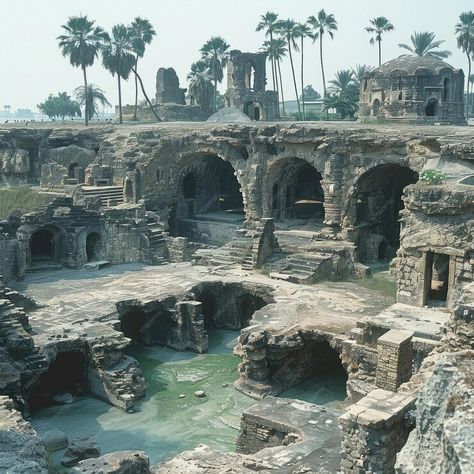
<box><xmin>0</xmin><ymin>121</ymin><xmax>472</xmax><ymax>473</ymax></box>
<box><xmin>359</xmin><ymin>55</ymin><xmax>465</xmax><ymax>124</ymax></box>
<box><xmin>155</xmin><ymin>67</ymin><xmax>187</xmax><ymax>105</ymax></box>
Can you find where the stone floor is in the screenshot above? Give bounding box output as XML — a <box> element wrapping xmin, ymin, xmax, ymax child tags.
<box><xmin>11</xmin><ymin>263</ymin><xmax>392</xmax><ymax>347</ymax></box>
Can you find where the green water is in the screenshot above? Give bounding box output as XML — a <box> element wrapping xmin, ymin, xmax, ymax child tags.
<box><xmin>30</xmin><ymin>330</ymin><xmax>346</xmax><ymax>466</ymax></box>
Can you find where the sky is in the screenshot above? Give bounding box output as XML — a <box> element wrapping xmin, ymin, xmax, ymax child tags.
<box><xmin>1</xmin><ymin>0</ymin><xmax>473</xmax><ymax>112</ymax></box>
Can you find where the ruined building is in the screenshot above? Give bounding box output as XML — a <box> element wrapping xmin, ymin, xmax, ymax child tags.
<box><xmin>225</xmin><ymin>50</ymin><xmax>279</xmax><ymax>121</ymax></box>
<box><xmin>359</xmin><ymin>55</ymin><xmax>465</xmax><ymax>124</ymax></box>
<box><xmin>0</xmin><ymin>122</ymin><xmax>472</xmax><ymax>473</ymax></box>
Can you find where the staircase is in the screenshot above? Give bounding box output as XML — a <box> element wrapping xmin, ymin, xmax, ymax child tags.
<box><xmin>144</xmin><ymin>215</ymin><xmax>166</xmax><ymax>265</ymax></box>
<box><xmin>81</xmin><ymin>186</ymin><xmax>124</xmax><ymax>207</ymax></box>
<box><xmin>267</xmin><ymin>252</ymin><xmax>338</xmax><ymax>284</ymax></box>
<box><xmin>193</xmin><ymin>237</ymin><xmax>253</xmax><ymax>269</ymax></box>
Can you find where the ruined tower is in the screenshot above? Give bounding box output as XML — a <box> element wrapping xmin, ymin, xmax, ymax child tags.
<box><xmin>225</xmin><ymin>50</ymin><xmax>279</xmax><ymax>121</ymax></box>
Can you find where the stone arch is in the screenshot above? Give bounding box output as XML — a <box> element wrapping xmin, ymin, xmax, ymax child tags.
<box><xmin>348</xmin><ymin>164</ymin><xmax>418</xmax><ymax>263</ymax></box>
<box><xmin>28</xmin><ymin>224</ymin><xmax>67</xmax><ymax>268</ymax></box>
<box><xmin>426</xmin><ymin>98</ymin><xmax>438</xmax><ymax>117</ymax></box>
<box><xmin>244</xmin><ymin>60</ymin><xmax>257</xmax><ymax>91</ymax></box>
<box><xmin>86</xmin><ymin>232</ymin><xmax>103</xmax><ymax>262</ymax></box>
<box><xmin>266</xmin><ymin>157</ymin><xmax>325</xmax><ymax>223</ymax></box>
<box><xmin>244</xmin><ymin>101</ymin><xmax>264</xmax><ymax>121</ymax></box>
<box><xmin>443</xmin><ymin>77</ymin><xmax>450</xmax><ymax>102</ymax></box>
<box><xmin>68</xmin><ymin>162</ymin><xmax>79</xmax><ymax>179</ymax></box>
<box><xmin>169</xmin><ymin>154</ymin><xmax>245</xmax><ymax>239</ymax></box>
<box><xmin>372</xmin><ymin>98</ymin><xmax>381</xmax><ymax>116</ymax></box>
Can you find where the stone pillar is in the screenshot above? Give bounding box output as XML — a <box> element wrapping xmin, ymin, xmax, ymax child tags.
<box><xmin>376</xmin><ymin>330</ymin><xmax>413</xmax><ymax>392</ymax></box>
<box><xmin>340</xmin><ymin>389</ymin><xmax>415</xmax><ymax>474</ymax></box>
<box><xmin>176</xmin><ymin>301</ymin><xmax>208</xmax><ymax>353</ymax></box>
<box><xmin>323</xmin><ymin>154</ymin><xmax>343</xmax><ymax>227</ymax></box>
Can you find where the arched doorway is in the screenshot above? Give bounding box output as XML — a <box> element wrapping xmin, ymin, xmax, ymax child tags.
<box><xmin>29</xmin><ymin>226</ymin><xmax>63</xmax><ymax>266</ymax></box>
<box><xmin>353</xmin><ymin>164</ymin><xmax>418</xmax><ymax>263</ymax></box>
<box><xmin>68</xmin><ymin>162</ymin><xmax>79</xmax><ymax>179</ymax></box>
<box><xmin>244</xmin><ymin>101</ymin><xmax>263</xmax><ymax>121</ymax></box>
<box><xmin>443</xmin><ymin>78</ymin><xmax>450</xmax><ymax>102</ymax></box>
<box><xmin>86</xmin><ymin>232</ymin><xmax>102</xmax><ymax>262</ymax></box>
<box><xmin>426</xmin><ymin>98</ymin><xmax>438</xmax><ymax>117</ymax></box>
<box><xmin>268</xmin><ymin>158</ymin><xmax>325</xmax><ymax>223</ymax></box>
<box><xmin>170</xmin><ymin>155</ymin><xmax>244</xmax><ymax>241</ymax></box>
<box><xmin>244</xmin><ymin>61</ymin><xmax>257</xmax><ymax>91</ymax></box>
<box><xmin>373</xmin><ymin>99</ymin><xmax>381</xmax><ymax>116</ymax></box>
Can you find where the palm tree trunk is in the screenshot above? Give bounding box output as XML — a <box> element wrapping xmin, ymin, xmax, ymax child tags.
<box><xmin>133</xmin><ymin>55</ymin><xmax>139</xmax><ymax>121</ymax></box>
<box><xmin>319</xmin><ymin>33</ymin><xmax>328</xmax><ymax>120</ymax></box>
<box><xmin>278</xmin><ymin>59</ymin><xmax>286</xmax><ymax>117</ymax></box>
<box><xmin>275</xmin><ymin>57</ymin><xmax>280</xmax><ymax>119</ymax></box>
<box><xmin>467</xmin><ymin>53</ymin><xmax>471</xmax><ymax>121</ymax></box>
<box><xmin>82</xmin><ymin>66</ymin><xmax>89</xmax><ymax>126</ymax></box>
<box><xmin>300</xmin><ymin>36</ymin><xmax>305</xmax><ymax>120</ymax></box>
<box><xmin>118</xmin><ymin>75</ymin><xmax>123</xmax><ymax>125</ymax></box>
<box><xmin>269</xmin><ymin>32</ymin><xmax>276</xmax><ymax>91</ymax></box>
<box><xmin>288</xmin><ymin>40</ymin><xmax>301</xmax><ymax>120</ymax></box>
<box><xmin>132</xmin><ymin>67</ymin><xmax>162</xmax><ymax>122</ymax></box>
<box><xmin>320</xmin><ymin>33</ymin><xmax>326</xmax><ymax>97</ymax></box>
<box><xmin>214</xmin><ymin>78</ymin><xmax>218</xmax><ymax>113</ymax></box>
<box><xmin>378</xmin><ymin>39</ymin><xmax>382</xmax><ymax>66</ymax></box>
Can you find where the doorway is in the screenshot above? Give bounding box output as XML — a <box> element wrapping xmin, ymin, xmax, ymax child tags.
<box><xmin>424</xmin><ymin>252</ymin><xmax>450</xmax><ymax>305</ymax></box>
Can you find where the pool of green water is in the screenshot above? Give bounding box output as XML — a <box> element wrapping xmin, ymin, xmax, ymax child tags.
<box><xmin>30</xmin><ymin>330</ymin><xmax>347</xmax><ymax>466</ymax></box>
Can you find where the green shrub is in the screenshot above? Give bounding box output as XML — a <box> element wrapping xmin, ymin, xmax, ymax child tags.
<box><xmin>419</xmin><ymin>169</ymin><xmax>447</xmax><ymax>185</ymax></box>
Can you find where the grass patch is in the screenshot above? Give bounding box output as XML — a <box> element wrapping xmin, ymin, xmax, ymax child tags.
<box><xmin>350</xmin><ymin>272</ymin><xmax>397</xmax><ymax>302</ymax></box>
<box><xmin>0</xmin><ymin>187</ymin><xmax>54</xmax><ymax>218</ymax></box>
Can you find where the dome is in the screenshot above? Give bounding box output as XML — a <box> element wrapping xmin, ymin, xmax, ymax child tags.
<box><xmin>373</xmin><ymin>55</ymin><xmax>456</xmax><ymax>77</ymax></box>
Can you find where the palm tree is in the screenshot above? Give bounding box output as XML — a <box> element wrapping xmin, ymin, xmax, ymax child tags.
<box><xmin>329</xmin><ymin>70</ymin><xmax>355</xmax><ymax>94</ymax></box>
<box><xmin>130</xmin><ymin>18</ymin><xmax>156</xmax><ymax>121</ymax></box>
<box><xmin>262</xmin><ymin>38</ymin><xmax>287</xmax><ymax>116</ymax></box>
<box><xmin>455</xmin><ymin>12</ymin><xmax>474</xmax><ymax>119</ymax></box>
<box><xmin>366</xmin><ymin>17</ymin><xmax>394</xmax><ymax>66</ymax></box>
<box><xmin>200</xmin><ymin>36</ymin><xmax>230</xmax><ymax>113</ymax></box>
<box><xmin>187</xmin><ymin>61</ymin><xmax>214</xmax><ymax>113</ymax></box>
<box><xmin>353</xmin><ymin>64</ymin><xmax>373</xmax><ymax>82</ymax></box>
<box><xmin>101</xmin><ymin>24</ymin><xmax>136</xmax><ymax>124</ymax></box>
<box><xmin>307</xmin><ymin>10</ymin><xmax>338</xmax><ymax>98</ymax></box>
<box><xmin>57</xmin><ymin>15</ymin><xmax>108</xmax><ymax>126</ymax></box>
<box><xmin>276</xmin><ymin>19</ymin><xmax>301</xmax><ymax>120</ymax></box>
<box><xmin>399</xmin><ymin>31</ymin><xmax>451</xmax><ymax>59</ymax></box>
<box><xmin>74</xmin><ymin>84</ymin><xmax>111</xmax><ymax>121</ymax></box>
<box><xmin>296</xmin><ymin>23</ymin><xmax>312</xmax><ymax>120</ymax></box>
<box><xmin>256</xmin><ymin>12</ymin><xmax>279</xmax><ymax>91</ymax></box>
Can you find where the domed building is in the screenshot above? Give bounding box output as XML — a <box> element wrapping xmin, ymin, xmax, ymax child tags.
<box><xmin>359</xmin><ymin>55</ymin><xmax>465</xmax><ymax>124</ymax></box>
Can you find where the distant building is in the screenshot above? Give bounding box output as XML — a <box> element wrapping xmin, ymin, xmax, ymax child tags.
<box><xmin>359</xmin><ymin>55</ymin><xmax>465</xmax><ymax>124</ymax></box>
<box><xmin>225</xmin><ymin>50</ymin><xmax>279</xmax><ymax>121</ymax></box>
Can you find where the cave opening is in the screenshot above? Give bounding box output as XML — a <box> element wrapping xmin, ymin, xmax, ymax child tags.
<box><xmin>28</xmin><ymin>351</ymin><xmax>86</xmax><ymax>411</ymax></box>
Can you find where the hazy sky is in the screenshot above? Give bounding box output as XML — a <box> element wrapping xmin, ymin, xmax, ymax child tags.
<box><xmin>1</xmin><ymin>0</ymin><xmax>473</xmax><ymax>111</ymax></box>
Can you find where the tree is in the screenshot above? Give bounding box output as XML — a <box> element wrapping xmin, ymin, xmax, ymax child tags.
<box><xmin>300</xmin><ymin>85</ymin><xmax>321</xmax><ymax>102</ymax></box>
<box><xmin>323</xmin><ymin>94</ymin><xmax>356</xmax><ymax>120</ymax></box>
<box><xmin>295</xmin><ymin>23</ymin><xmax>312</xmax><ymax>120</ymax></box>
<box><xmin>74</xmin><ymin>84</ymin><xmax>111</xmax><ymax>120</ymax></box>
<box><xmin>130</xmin><ymin>17</ymin><xmax>156</xmax><ymax>121</ymax></box>
<box><xmin>200</xmin><ymin>36</ymin><xmax>230</xmax><ymax>113</ymax></box>
<box><xmin>329</xmin><ymin>70</ymin><xmax>355</xmax><ymax>94</ymax></box>
<box><xmin>101</xmin><ymin>24</ymin><xmax>136</xmax><ymax>124</ymax></box>
<box><xmin>38</xmin><ymin>92</ymin><xmax>81</xmax><ymax>120</ymax></box>
<box><xmin>308</xmin><ymin>10</ymin><xmax>338</xmax><ymax>99</ymax></box>
<box><xmin>262</xmin><ymin>38</ymin><xmax>287</xmax><ymax>116</ymax></box>
<box><xmin>187</xmin><ymin>61</ymin><xmax>214</xmax><ymax>113</ymax></box>
<box><xmin>57</xmin><ymin>15</ymin><xmax>108</xmax><ymax>126</ymax></box>
<box><xmin>3</xmin><ymin>105</ymin><xmax>11</xmax><ymax>116</ymax></box>
<box><xmin>455</xmin><ymin>12</ymin><xmax>474</xmax><ymax>119</ymax></box>
<box><xmin>326</xmin><ymin>70</ymin><xmax>359</xmax><ymax>119</ymax></box>
<box><xmin>353</xmin><ymin>64</ymin><xmax>374</xmax><ymax>82</ymax></box>
<box><xmin>398</xmin><ymin>31</ymin><xmax>451</xmax><ymax>59</ymax></box>
<box><xmin>366</xmin><ymin>17</ymin><xmax>394</xmax><ymax>66</ymax></box>
<box><xmin>256</xmin><ymin>12</ymin><xmax>279</xmax><ymax>92</ymax></box>
<box><xmin>276</xmin><ymin>19</ymin><xmax>301</xmax><ymax>120</ymax></box>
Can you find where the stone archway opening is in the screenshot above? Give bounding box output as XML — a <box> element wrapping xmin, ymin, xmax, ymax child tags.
<box><xmin>169</xmin><ymin>155</ymin><xmax>245</xmax><ymax>243</ymax></box>
<box><xmin>373</xmin><ymin>98</ymin><xmax>381</xmax><ymax>116</ymax></box>
<box><xmin>68</xmin><ymin>162</ymin><xmax>79</xmax><ymax>179</ymax></box>
<box><xmin>269</xmin><ymin>158</ymin><xmax>325</xmax><ymax>225</ymax></box>
<box><xmin>29</xmin><ymin>226</ymin><xmax>64</xmax><ymax>267</ymax></box>
<box><xmin>267</xmin><ymin>339</ymin><xmax>347</xmax><ymax>397</ymax></box>
<box><xmin>86</xmin><ymin>232</ymin><xmax>102</xmax><ymax>262</ymax></box>
<box><xmin>426</xmin><ymin>98</ymin><xmax>438</xmax><ymax>117</ymax></box>
<box><xmin>354</xmin><ymin>164</ymin><xmax>418</xmax><ymax>263</ymax></box>
<box><xmin>244</xmin><ymin>101</ymin><xmax>264</xmax><ymax>121</ymax></box>
<box><xmin>27</xmin><ymin>351</ymin><xmax>86</xmax><ymax>411</ymax></box>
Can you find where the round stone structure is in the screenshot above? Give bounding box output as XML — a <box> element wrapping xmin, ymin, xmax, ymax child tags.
<box><xmin>359</xmin><ymin>55</ymin><xmax>465</xmax><ymax>124</ymax></box>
